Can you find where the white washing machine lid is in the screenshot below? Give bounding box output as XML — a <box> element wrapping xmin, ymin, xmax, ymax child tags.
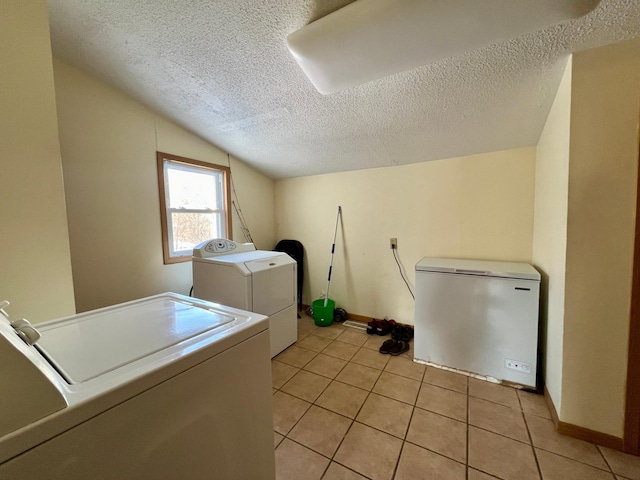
<box><xmin>192</xmin><ymin>250</ymin><xmax>295</xmax><ymax>276</ymax></box>
<box><xmin>35</xmin><ymin>295</ymin><xmax>236</xmax><ymax>384</ymax></box>
<box><xmin>415</xmin><ymin>257</ymin><xmax>540</xmax><ymax>281</ymax></box>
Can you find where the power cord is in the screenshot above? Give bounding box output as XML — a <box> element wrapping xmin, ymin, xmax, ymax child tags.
<box><xmin>228</xmin><ymin>153</ymin><xmax>254</xmax><ymax>244</ymax></box>
<box><xmin>392</xmin><ymin>246</ymin><xmax>415</xmax><ymax>300</ymax></box>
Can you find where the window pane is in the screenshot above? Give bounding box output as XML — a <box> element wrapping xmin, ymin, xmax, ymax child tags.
<box><xmin>157</xmin><ymin>152</ymin><xmax>230</xmax><ymax>264</ymax></box>
<box><xmin>169</xmin><ymin>212</ymin><xmax>225</xmax><ymax>254</ymax></box>
<box><xmin>166</xmin><ymin>165</ymin><xmax>221</xmax><ymax>210</ymax></box>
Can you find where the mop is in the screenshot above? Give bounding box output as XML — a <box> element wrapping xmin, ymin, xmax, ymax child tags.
<box><xmin>324</xmin><ymin>206</ymin><xmax>342</xmax><ymax>307</ymax></box>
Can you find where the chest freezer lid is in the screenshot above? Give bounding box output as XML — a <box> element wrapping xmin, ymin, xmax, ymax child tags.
<box><xmin>415</xmin><ymin>257</ymin><xmax>540</xmax><ymax>281</ymax></box>
<box><xmin>34</xmin><ymin>294</ymin><xmax>236</xmax><ymax>384</ymax></box>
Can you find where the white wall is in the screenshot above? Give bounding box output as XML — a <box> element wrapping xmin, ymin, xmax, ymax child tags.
<box><xmin>276</xmin><ymin>148</ymin><xmax>536</xmax><ymax>323</ymax></box>
<box><xmin>562</xmin><ymin>39</ymin><xmax>640</xmax><ymax>437</ymax></box>
<box><xmin>532</xmin><ymin>58</ymin><xmax>572</xmax><ymax>416</ymax></box>
<box><xmin>53</xmin><ymin>58</ymin><xmax>276</xmax><ymax>312</ymax></box>
<box><xmin>0</xmin><ymin>0</ymin><xmax>75</xmax><ymax>323</ymax></box>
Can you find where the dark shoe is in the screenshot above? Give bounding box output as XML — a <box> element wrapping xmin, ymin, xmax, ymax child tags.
<box><xmin>392</xmin><ymin>326</ymin><xmax>413</xmax><ymax>342</ymax></box>
<box><xmin>366</xmin><ymin>319</ymin><xmax>378</xmax><ymax>335</ymax></box>
<box><xmin>376</xmin><ymin>319</ymin><xmax>391</xmax><ymax>336</ymax></box>
<box><xmin>391</xmin><ymin>325</ymin><xmax>402</xmax><ymax>340</ymax></box>
<box><xmin>334</xmin><ymin>308</ymin><xmax>347</xmax><ymax>323</ymax></box>
<box><xmin>389</xmin><ymin>340</ymin><xmax>409</xmax><ymax>356</ymax></box>
<box><xmin>379</xmin><ymin>339</ymin><xmax>396</xmax><ymax>354</ymax></box>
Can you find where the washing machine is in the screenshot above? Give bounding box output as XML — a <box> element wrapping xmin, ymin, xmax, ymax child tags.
<box><xmin>192</xmin><ymin>238</ymin><xmax>297</xmax><ymax>357</ymax></box>
<box><xmin>0</xmin><ymin>293</ymin><xmax>275</xmax><ymax>479</ymax></box>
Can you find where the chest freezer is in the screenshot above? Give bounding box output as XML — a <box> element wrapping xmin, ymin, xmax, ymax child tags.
<box><xmin>414</xmin><ymin>257</ymin><xmax>540</xmax><ymax>388</ymax></box>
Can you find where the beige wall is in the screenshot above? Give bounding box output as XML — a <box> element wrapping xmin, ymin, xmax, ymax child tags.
<box><xmin>226</xmin><ymin>154</ymin><xmax>277</xmax><ymax>251</ymax></box>
<box><xmin>561</xmin><ymin>39</ymin><xmax>640</xmax><ymax>437</ymax></box>
<box><xmin>0</xmin><ymin>0</ymin><xmax>75</xmax><ymax>323</ymax></box>
<box><xmin>53</xmin><ymin>58</ymin><xmax>276</xmax><ymax>312</ymax></box>
<box><xmin>276</xmin><ymin>148</ymin><xmax>536</xmax><ymax>324</ymax></box>
<box><xmin>532</xmin><ymin>58</ymin><xmax>572</xmax><ymax>414</ymax></box>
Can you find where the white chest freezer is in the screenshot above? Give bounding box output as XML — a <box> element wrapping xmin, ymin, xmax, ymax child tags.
<box><xmin>414</xmin><ymin>258</ymin><xmax>540</xmax><ymax>388</ymax></box>
<box><xmin>192</xmin><ymin>238</ymin><xmax>297</xmax><ymax>357</ymax></box>
<box><xmin>0</xmin><ymin>293</ymin><xmax>275</xmax><ymax>479</ymax></box>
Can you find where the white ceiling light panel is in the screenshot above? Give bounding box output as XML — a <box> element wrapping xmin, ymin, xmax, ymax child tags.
<box><xmin>287</xmin><ymin>0</ymin><xmax>601</xmax><ymax>94</ymax></box>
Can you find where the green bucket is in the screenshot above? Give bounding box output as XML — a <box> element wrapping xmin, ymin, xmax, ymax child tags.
<box><xmin>312</xmin><ymin>298</ymin><xmax>335</xmax><ymax>327</ymax></box>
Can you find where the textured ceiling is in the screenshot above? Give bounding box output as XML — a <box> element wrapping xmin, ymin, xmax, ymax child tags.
<box><xmin>48</xmin><ymin>0</ymin><xmax>640</xmax><ymax>179</ymax></box>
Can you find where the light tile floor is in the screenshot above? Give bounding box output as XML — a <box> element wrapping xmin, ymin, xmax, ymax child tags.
<box><xmin>273</xmin><ymin>314</ymin><xmax>640</xmax><ymax>480</ymax></box>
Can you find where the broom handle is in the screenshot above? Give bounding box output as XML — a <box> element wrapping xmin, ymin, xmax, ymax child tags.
<box><xmin>325</xmin><ymin>206</ymin><xmax>342</xmax><ymax>307</ymax></box>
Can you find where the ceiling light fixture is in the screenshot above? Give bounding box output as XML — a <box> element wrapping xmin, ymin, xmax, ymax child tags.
<box><xmin>287</xmin><ymin>0</ymin><xmax>601</xmax><ymax>95</ymax></box>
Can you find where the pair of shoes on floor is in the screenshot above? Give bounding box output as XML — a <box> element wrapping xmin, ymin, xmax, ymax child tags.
<box><xmin>379</xmin><ymin>338</ymin><xmax>410</xmax><ymax>356</ymax></box>
<box><xmin>366</xmin><ymin>318</ymin><xmax>397</xmax><ymax>336</ymax></box>
<box><xmin>391</xmin><ymin>325</ymin><xmax>414</xmax><ymax>342</ymax></box>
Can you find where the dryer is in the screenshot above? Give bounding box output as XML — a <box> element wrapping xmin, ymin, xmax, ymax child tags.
<box><xmin>192</xmin><ymin>238</ymin><xmax>297</xmax><ymax>357</ymax></box>
<box><xmin>0</xmin><ymin>293</ymin><xmax>275</xmax><ymax>479</ymax></box>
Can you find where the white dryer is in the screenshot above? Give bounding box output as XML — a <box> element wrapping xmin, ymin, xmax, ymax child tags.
<box><xmin>192</xmin><ymin>238</ymin><xmax>297</xmax><ymax>357</ymax></box>
<box><xmin>0</xmin><ymin>293</ymin><xmax>275</xmax><ymax>479</ymax></box>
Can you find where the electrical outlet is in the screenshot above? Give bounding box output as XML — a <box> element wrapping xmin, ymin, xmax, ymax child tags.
<box><xmin>390</xmin><ymin>238</ymin><xmax>397</xmax><ymax>249</ymax></box>
<box><xmin>505</xmin><ymin>358</ymin><xmax>532</xmax><ymax>374</ymax></box>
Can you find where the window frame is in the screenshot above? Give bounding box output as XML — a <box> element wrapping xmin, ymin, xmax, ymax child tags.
<box><xmin>156</xmin><ymin>151</ymin><xmax>232</xmax><ymax>264</ymax></box>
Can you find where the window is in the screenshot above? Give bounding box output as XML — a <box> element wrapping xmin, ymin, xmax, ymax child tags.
<box><xmin>157</xmin><ymin>152</ymin><xmax>231</xmax><ymax>264</ymax></box>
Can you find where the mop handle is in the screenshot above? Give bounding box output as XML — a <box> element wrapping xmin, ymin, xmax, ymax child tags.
<box><xmin>325</xmin><ymin>206</ymin><xmax>342</xmax><ymax>307</ymax></box>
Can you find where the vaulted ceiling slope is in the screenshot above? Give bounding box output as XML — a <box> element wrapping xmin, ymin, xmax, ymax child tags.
<box><xmin>48</xmin><ymin>1</ymin><xmax>640</xmax><ymax>179</ymax></box>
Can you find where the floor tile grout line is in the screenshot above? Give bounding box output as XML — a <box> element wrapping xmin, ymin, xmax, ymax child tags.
<box><xmin>516</xmin><ymin>400</ymin><xmax>617</xmax><ymax>472</ymax></box>
<box><xmin>281</xmin><ymin>349</ymin><xmax>353</xmax><ymax>404</ymax></box>
<box><xmin>470</xmin><ymin>423</ymin><xmax>542</xmax><ymax>447</ymax></box>
<box><xmin>401</xmin><ymin>438</ymin><xmax>469</xmax><ymax>470</ymax></box>
<box><xmin>289</xmin><ymin>321</ymin><xmax>383</xmax><ymax>479</ymax></box>
<box><xmin>367</xmin><ymin>380</ymin><xmax>421</xmax><ymax>407</ymax></box>
<box><xmin>389</xmin><ymin>388</ymin><xmax>420</xmax><ymax>480</ymax></box>
<box><xmin>282</xmin><ymin>320</ymin><xmax>616</xmax><ymax>480</ymax></box>
<box><xmin>313</xmin><ymin>336</ymin><xmax>411</xmax><ymax>478</ymax></box>
<box><xmin>292</xmin><ymin>321</ymin><xmax>637</xmax><ymax>479</ymax></box>
<box><xmin>466</xmin><ymin>374</ymin><xmax>470</xmax><ymax>480</ymax></box>
<box><xmin>468</xmin><ymin>467</ymin><xmax>505</xmax><ymax>479</ymax></box>
<box><xmin>330</xmin><ymin>457</ymin><xmax>376</xmax><ymax>480</ymax></box>
<box><xmin>320</xmin><ymin>387</ymin><xmax>377</xmax><ymax>478</ymax></box>
<box><xmin>595</xmin><ymin>444</ymin><xmax>617</xmax><ymax>475</ymax></box>
<box><xmin>274</xmin><ymin>399</ymin><xmax>313</xmax><ymax>438</ymax></box>
<box><xmin>280</xmin><ymin>387</ymin><xmax>359</xmax><ymax>472</ymax></box>
<box><xmin>517</xmin><ymin>388</ymin><xmax>544</xmax><ymax>480</ymax></box>
<box><xmin>278</xmin><ymin>327</ymin><xmax>445</xmax><ymax>478</ymax></box>
<box><xmin>421</xmin><ymin>378</ymin><xmax>468</xmax><ymax>396</ymax></box>
<box><xmin>533</xmin><ymin>445</ymin><xmax>620</xmax><ymax>474</ymax></box>
<box><xmin>302</xmin><ymin>352</ymin><xmax>352</xmax><ymax>379</ymax></box>
<box><xmin>390</xmin><ymin>438</ymin><xmax>406</xmax><ymax>480</ymax></box>
<box><xmin>327</xmin><ymin>406</ymin><xmax>365</xmax><ymax>466</ymax></box>
<box><xmin>465</xmin><ymin>389</ymin><xmax>556</xmax><ymax>422</ymax></box>
<box><xmin>348</xmin><ymin>344</ymin><xmax>391</xmax><ymax>371</ymax></box>
<box><xmin>467</xmin><ymin>392</ymin><xmax>521</xmax><ymax>410</ymax></box>
<box><xmin>274</xmin><ymin>351</ymin><xmax>318</xmax><ymax>370</ymax></box>
<box><xmin>281</xmin><ymin>334</ymin><xmax>379</xmax><ymax>477</ymax></box>
<box><xmin>466</xmin><ymin>418</ymin><xmax>623</xmax><ymax>472</ymax></box>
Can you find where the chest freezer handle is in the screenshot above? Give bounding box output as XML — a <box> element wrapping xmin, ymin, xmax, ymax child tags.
<box><xmin>454</xmin><ymin>269</ymin><xmax>489</xmax><ymax>275</ymax></box>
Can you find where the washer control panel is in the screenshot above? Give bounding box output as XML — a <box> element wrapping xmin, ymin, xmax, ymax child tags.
<box><xmin>192</xmin><ymin>238</ymin><xmax>256</xmax><ymax>258</ymax></box>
